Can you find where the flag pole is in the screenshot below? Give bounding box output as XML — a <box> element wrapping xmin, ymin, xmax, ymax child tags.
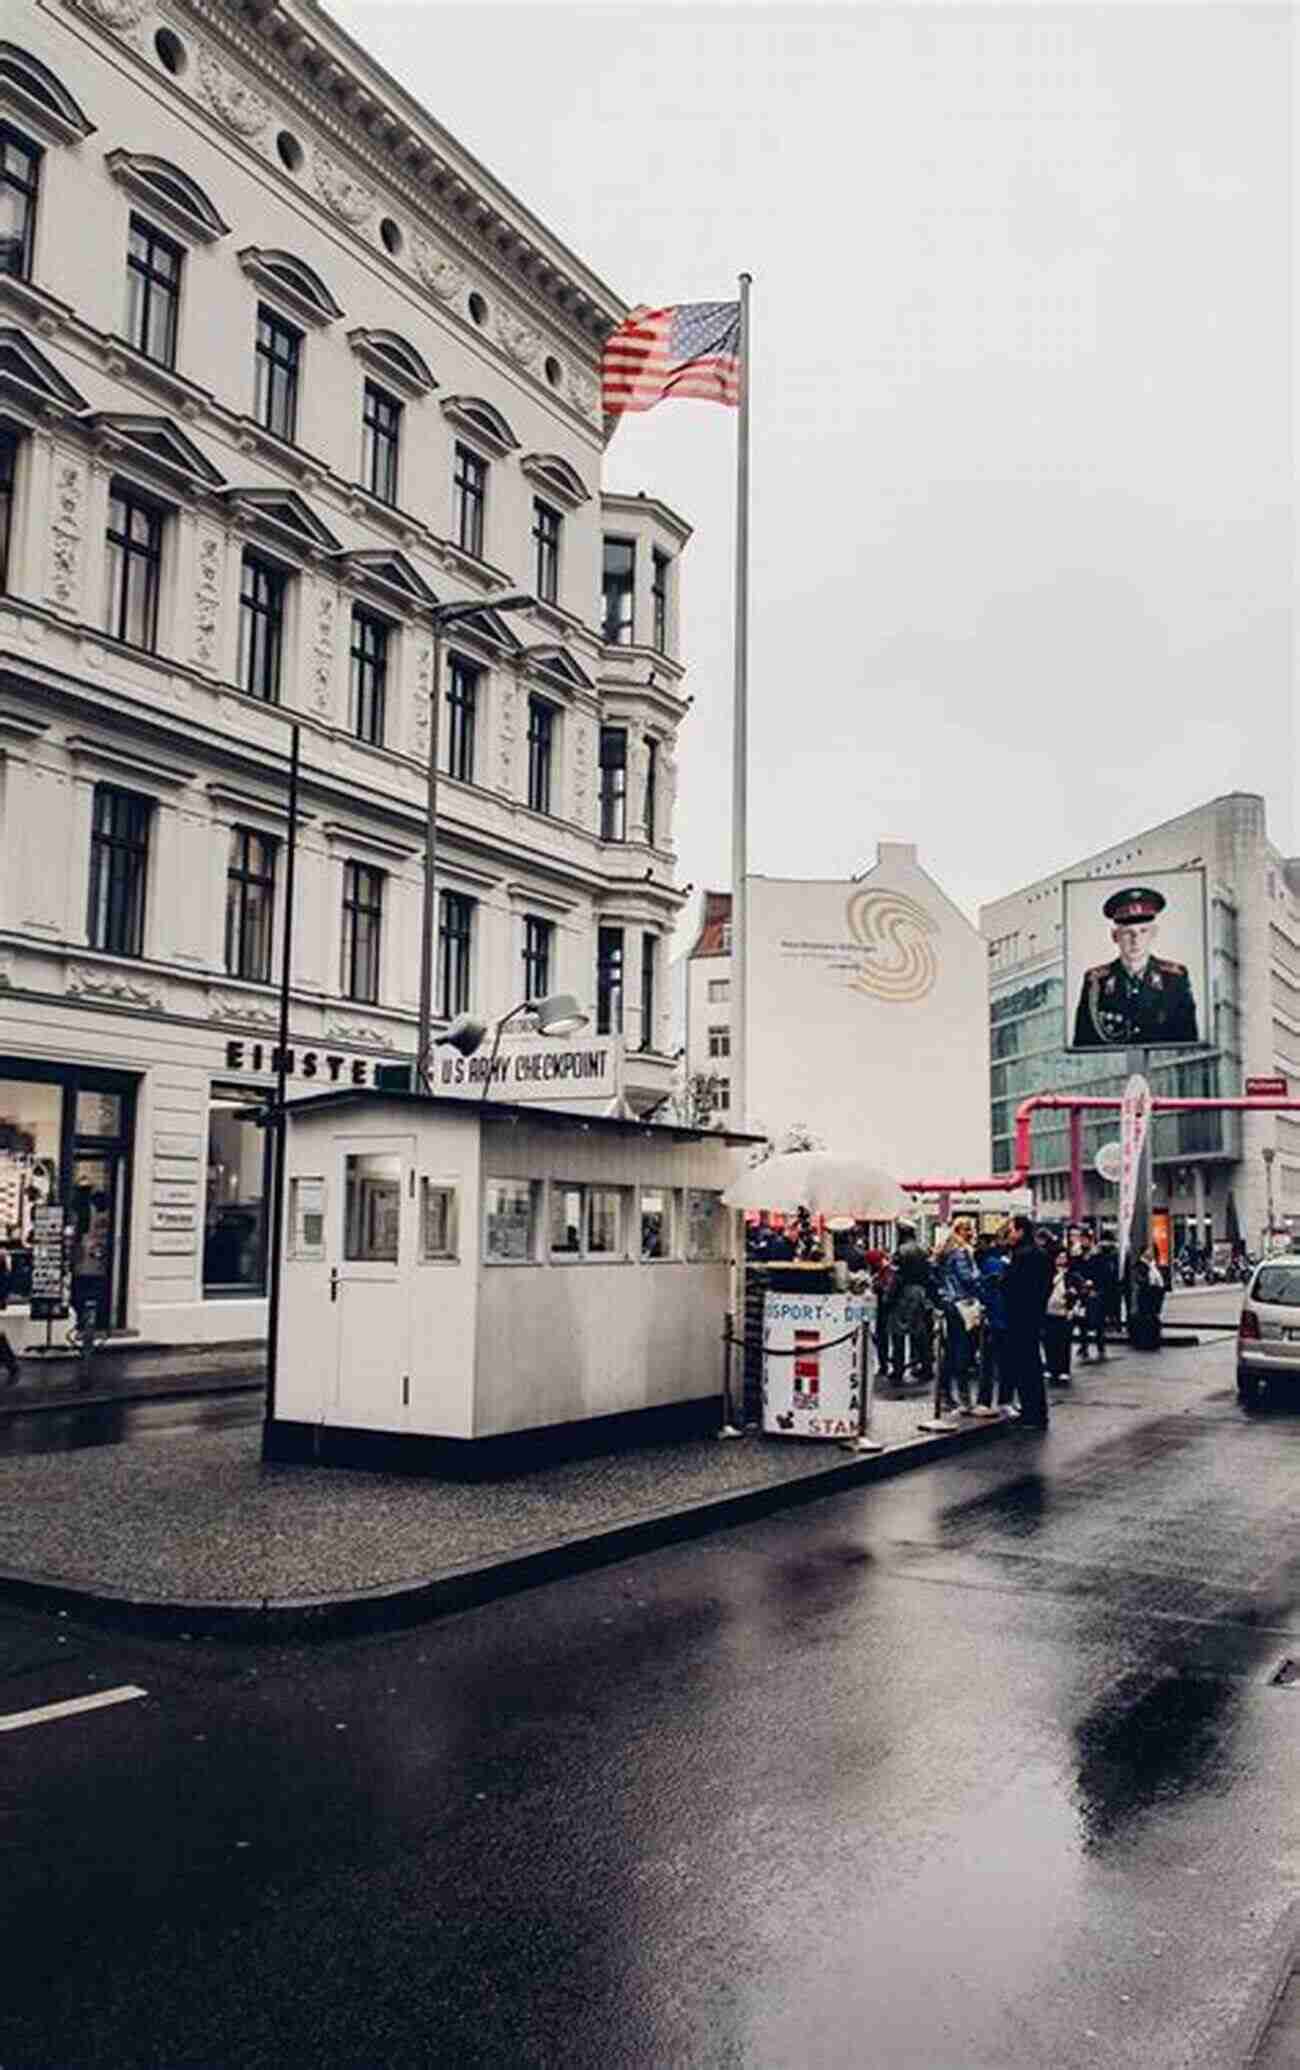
<box><xmin>723</xmin><ymin>271</ymin><xmax>752</xmax><ymax>1441</ymax></box>
<box><xmin>731</xmin><ymin>272</ymin><xmax>752</xmax><ymax>1133</ymax></box>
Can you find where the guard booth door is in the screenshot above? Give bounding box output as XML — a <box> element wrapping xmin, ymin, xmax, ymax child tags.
<box><xmin>330</xmin><ymin>1135</ymin><xmax>414</xmax><ymax>1430</ymax></box>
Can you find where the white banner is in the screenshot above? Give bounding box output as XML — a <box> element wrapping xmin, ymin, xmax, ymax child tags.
<box><xmin>762</xmin><ymin>1291</ymin><xmax>873</xmax><ymax>1439</ymax></box>
<box><xmin>1118</xmin><ymin>1074</ymin><xmax>1151</xmax><ymax>1273</ymax></box>
<box><xmin>433</xmin><ymin>1034</ymin><xmax>625</xmax><ymax>1104</ymax></box>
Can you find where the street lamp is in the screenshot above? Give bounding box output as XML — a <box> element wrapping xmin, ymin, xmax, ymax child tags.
<box><xmin>415</xmin><ymin>592</ymin><xmax>536</xmax><ymax>1092</ymax></box>
<box><xmin>1263</xmin><ymin>1144</ymin><xmax>1277</xmax><ymax>1254</ymax></box>
<box><xmin>473</xmin><ymin>992</ymin><xmax>589</xmax><ymax>1103</ymax></box>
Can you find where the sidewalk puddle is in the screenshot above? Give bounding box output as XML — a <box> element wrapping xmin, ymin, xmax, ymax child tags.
<box><xmin>0</xmin><ymin>1395</ymin><xmax>260</xmax><ymax>1456</ymax></box>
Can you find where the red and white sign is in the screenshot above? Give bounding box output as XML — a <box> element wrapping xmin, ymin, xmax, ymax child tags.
<box><xmin>1246</xmin><ymin>1075</ymin><xmax>1288</xmax><ymax>1099</ymax></box>
<box><xmin>1118</xmin><ymin>1074</ymin><xmax>1152</xmax><ymax>1274</ymax></box>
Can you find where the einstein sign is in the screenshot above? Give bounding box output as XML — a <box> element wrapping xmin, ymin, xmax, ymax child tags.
<box><xmin>434</xmin><ymin>1033</ymin><xmax>624</xmax><ymax>1104</ymax></box>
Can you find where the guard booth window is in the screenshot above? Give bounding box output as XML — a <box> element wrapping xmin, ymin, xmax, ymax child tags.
<box><xmin>345</xmin><ymin>1152</ymin><xmax>401</xmax><ymax>1261</ymax></box>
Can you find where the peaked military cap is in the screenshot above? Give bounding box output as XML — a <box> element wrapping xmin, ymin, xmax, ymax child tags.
<box><xmin>1102</xmin><ymin>885</ymin><xmax>1166</xmax><ymax>924</ymax></box>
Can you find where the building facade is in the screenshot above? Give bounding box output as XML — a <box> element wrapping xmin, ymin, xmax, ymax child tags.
<box><xmin>0</xmin><ymin>0</ymin><xmax>691</xmax><ymax>1348</ymax></box>
<box><xmin>681</xmin><ymin>889</ymin><xmax>733</xmax><ymax>1121</ymax></box>
<box><xmin>681</xmin><ymin>847</ymin><xmax>992</xmax><ymax>1181</ymax></box>
<box><xmin>980</xmin><ymin>793</ymin><xmax>1300</xmax><ymax>1252</ymax></box>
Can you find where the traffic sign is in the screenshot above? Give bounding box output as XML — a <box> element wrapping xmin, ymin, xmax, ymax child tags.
<box><xmin>1246</xmin><ymin>1075</ymin><xmax>1288</xmax><ymax>1099</ymax></box>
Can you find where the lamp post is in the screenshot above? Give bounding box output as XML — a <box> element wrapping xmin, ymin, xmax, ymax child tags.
<box><xmin>1263</xmin><ymin>1144</ymin><xmax>1277</xmax><ymax>1254</ymax></box>
<box><xmin>415</xmin><ymin>593</ymin><xmax>535</xmax><ymax>1092</ymax></box>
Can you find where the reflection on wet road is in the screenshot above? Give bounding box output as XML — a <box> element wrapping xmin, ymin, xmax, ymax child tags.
<box><xmin>0</xmin><ymin>1347</ymin><xmax>1297</xmax><ymax>2069</ymax></box>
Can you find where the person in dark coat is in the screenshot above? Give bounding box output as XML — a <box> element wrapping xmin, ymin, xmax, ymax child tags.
<box><xmin>1003</xmin><ymin>1214</ymin><xmax>1054</xmax><ymax>1428</ymax></box>
<box><xmin>888</xmin><ymin>1220</ymin><xmax>934</xmax><ymax>1383</ymax></box>
<box><xmin>1072</xmin><ymin>1229</ymin><xmax>1108</xmax><ymax>1361</ymax></box>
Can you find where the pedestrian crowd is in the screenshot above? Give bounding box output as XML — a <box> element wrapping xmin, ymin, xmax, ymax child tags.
<box><xmin>854</xmin><ymin>1216</ymin><xmax>1130</xmax><ymax>1431</ymax></box>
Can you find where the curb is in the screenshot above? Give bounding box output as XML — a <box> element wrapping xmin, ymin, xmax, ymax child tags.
<box><xmin>0</xmin><ymin>1415</ymin><xmax>1023</xmax><ymax>1642</ymax></box>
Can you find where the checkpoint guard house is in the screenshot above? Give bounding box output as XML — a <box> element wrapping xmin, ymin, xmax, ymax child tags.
<box><xmin>268</xmin><ymin>1066</ymin><xmax>752</xmax><ymax>1465</ymax></box>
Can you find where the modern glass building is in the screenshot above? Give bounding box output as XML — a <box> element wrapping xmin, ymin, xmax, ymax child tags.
<box><xmin>982</xmin><ymin>795</ymin><xmax>1299</xmax><ymax>1254</ymax></box>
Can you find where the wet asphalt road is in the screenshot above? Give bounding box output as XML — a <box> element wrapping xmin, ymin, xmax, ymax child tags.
<box><xmin>2</xmin><ymin>1338</ymin><xmax>1298</xmax><ymax>2069</ymax></box>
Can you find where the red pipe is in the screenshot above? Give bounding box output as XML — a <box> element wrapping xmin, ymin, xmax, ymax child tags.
<box><xmin>903</xmin><ymin>1093</ymin><xmax>1300</xmax><ymax>1196</ymax></box>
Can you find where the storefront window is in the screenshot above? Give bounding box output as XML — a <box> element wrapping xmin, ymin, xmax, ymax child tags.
<box><xmin>204</xmin><ymin>1087</ymin><xmax>270</xmax><ymax>1295</ymax></box>
<box><xmin>485</xmin><ymin>1178</ymin><xmax>536</xmax><ymax>1262</ymax></box>
<box><xmin>0</xmin><ymin>1079</ymin><xmax>63</xmax><ymax>1304</ymax></box>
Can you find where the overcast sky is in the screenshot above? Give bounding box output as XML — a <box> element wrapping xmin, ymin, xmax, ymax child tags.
<box><xmin>328</xmin><ymin>0</ymin><xmax>1294</xmax><ymax>926</ymax></box>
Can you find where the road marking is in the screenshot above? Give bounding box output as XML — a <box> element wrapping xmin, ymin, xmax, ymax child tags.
<box><xmin>0</xmin><ymin>1685</ymin><xmax>147</xmax><ymax>1734</ymax></box>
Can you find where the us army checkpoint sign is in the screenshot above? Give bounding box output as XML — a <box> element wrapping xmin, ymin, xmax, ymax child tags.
<box><xmin>1062</xmin><ymin>867</ymin><xmax>1209</xmax><ymax>1054</ymax></box>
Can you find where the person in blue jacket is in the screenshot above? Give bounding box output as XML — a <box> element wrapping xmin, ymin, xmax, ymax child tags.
<box><xmin>935</xmin><ymin>1218</ymin><xmax>981</xmax><ymax>1416</ymax></box>
<box><xmin>974</xmin><ymin>1231</ymin><xmax>1012</xmax><ymax>1416</ymax></box>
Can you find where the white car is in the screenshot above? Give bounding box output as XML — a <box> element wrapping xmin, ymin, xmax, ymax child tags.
<box><xmin>1237</xmin><ymin>1259</ymin><xmax>1300</xmax><ymax>1408</ymax></box>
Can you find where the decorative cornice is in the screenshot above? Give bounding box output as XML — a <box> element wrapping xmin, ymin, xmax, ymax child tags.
<box><xmin>73</xmin><ymin>0</ymin><xmax>147</xmax><ymax>30</ymax></box>
<box><xmin>92</xmin><ymin>0</ymin><xmax>620</xmax><ymax>379</ymax></box>
<box><xmin>98</xmin><ymin>334</ymin><xmax>211</xmax><ymax>421</ymax></box>
<box><xmin>520</xmin><ymin>452</ymin><xmax>591</xmax><ymax>510</ymax></box>
<box><xmin>0</xmin><ymin>707</ymin><xmax>51</xmax><ymax>747</ymax></box>
<box><xmin>237</xmin><ymin>247</ymin><xmax>344</xmax><ymax>326</ymax></box>
<box><xmin>0</xmin><ymin>328</ymin><xmax>89</xmax><ymax>421</ymax></box>
<box><xmin>439</xmin><ymin>394</ymin><xmax>519</xmax><ymax>459</ymax></box>
<box><xmin>325</xmin><ymin>1017</ymin><xmax>397</xmax><ymax>1049</ymax></box>
<box><xmin>104</xmin><ymin>150</ymin><xmax>230</xmax><ymax>243</ymax></box>
<box><xmin>64</xmin><ymin>733</ymin><xmax>198</xmax><ymax>787</ymax></box>
<box><xmin>346</xmin><ymin>327</ymin><xmax>436</xmax><ymax>399</ymax></box>
<box><xmin>310</xmin><ymin>148</ymin><xmax>376</xmax><ymax>229</ymax></box>
<box><xmin>194</xmin><ymin>40</ymin><xmax>271</xmax><ymax>139</ymax></box>
<box><xmin>207</xmin><ymin>987</ymin><xmax>279</xmax><ymax>1028</ymax></box>
<box><xmin>67</xmin><ymin>959</ymin><xmax>166</xmax><ymax>1010</ymax></box>
<box><xmin>319</xmin><ymin>820</ymin><xmax>418</xmax><ymax>864</ymax></box>
<box><xmin>0</xmin><ymin>42</ymin><xmax>96</xmax><ymax>146</ymax></box>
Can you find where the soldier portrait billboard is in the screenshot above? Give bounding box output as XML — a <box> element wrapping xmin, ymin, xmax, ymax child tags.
<box><xmin>1063</xmin><ymin>868</ymin><xmax>1208</xmax><ymax>1052</ymax></box>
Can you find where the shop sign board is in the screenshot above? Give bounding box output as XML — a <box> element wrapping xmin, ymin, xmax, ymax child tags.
<box><xmin>1246</xmin><ymin>1075</ymin><xmax>1288</xmax><ymax>1099</ymax></box>
<box><xmin>29</xmin><ymin>1204</ymin><xmax>68</xmax><ymax>1318</ymax></box>
<box><xmin>762</xmin><ymin>1291</ymin><xmax>873</xmax><ymax>1439</ymax></box>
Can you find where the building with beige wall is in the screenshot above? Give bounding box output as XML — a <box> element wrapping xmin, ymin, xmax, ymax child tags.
<box><xmin>0</xmin><ymin>0</ymin><xmax>692</xmax><ymax>1349</ymax></box>
<box><xmin>679</xmin><ymin>848</ymin><xmax>992</xmax><ymax>1178</ymax></box>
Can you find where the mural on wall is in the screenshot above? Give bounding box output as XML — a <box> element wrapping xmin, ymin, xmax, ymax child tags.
<box><xmin>844</xmin><ymin>889</ymin><xmax>940</xmax><ymax>1004</ymax></box>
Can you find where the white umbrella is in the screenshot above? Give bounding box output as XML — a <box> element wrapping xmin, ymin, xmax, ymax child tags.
<box><xmin>723</xmin><ymin>1151</ymin><xmax>911</xmax><ymax>1222</ymax></box>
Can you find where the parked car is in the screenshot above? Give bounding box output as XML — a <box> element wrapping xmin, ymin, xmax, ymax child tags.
<box><xmin>1237</xmin><ymin>1259</ymin><xmax>1300</xmax><ymax>1408</ymax></box>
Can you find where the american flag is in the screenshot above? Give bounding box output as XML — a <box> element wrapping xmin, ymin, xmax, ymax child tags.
<box><xmin>601</xmin><ymin>301</ymin><xmax>741</xmax><ymax>416</ymax></box>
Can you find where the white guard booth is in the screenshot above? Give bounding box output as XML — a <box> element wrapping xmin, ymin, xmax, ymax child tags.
<box><xmin>268</xmin><ymin>1089</ymin><xmax>752</xmax><ymax>1468</ymax></box>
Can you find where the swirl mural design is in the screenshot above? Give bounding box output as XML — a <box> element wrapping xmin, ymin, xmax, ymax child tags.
<box><xmin>845</xmin><ymin>889</ymin><xmax>940</xmax><ymax>1002</ymax></box>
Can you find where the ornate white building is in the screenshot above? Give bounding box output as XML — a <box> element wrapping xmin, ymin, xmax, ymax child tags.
<box><xmin>0</xmin><ymin>0</ymin><xmax>691</xmax><ymax>1347</ymax></box>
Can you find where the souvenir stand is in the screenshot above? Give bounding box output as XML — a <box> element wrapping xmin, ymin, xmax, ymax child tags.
<box><xmin>725</xmin><ymin>1153</ymin><xmax>909</xmax><ymax>1452</ymax></box>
